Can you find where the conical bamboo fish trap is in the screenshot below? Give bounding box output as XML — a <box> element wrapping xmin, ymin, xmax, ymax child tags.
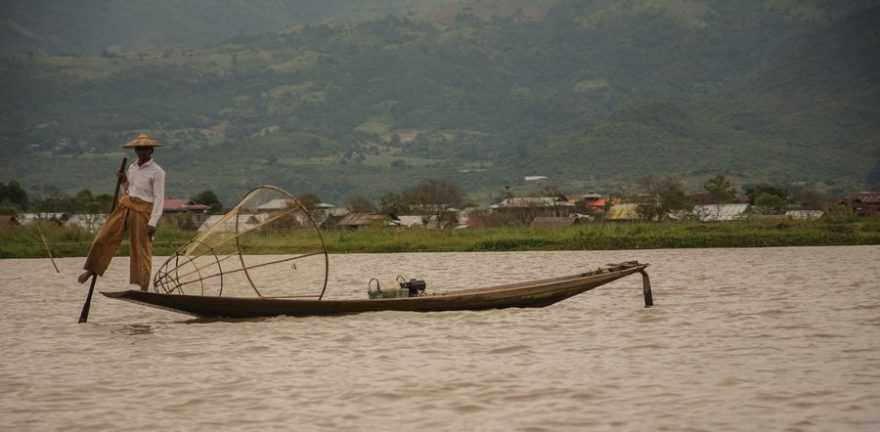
<box><xmin>153</xmin><ymin>185</ymin><xmax>329</xmax><ymax>299</ymax></box>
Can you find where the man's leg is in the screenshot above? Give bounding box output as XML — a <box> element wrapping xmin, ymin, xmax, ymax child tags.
<box><xmin>79</xmin><ymin>206</ymin><xmax>127</xmax><ymax>283</ymax></box>
<box><xmin>128</xmin><ymin>209</ymin><xmax>153</xmax><ymax>291</ymax></box>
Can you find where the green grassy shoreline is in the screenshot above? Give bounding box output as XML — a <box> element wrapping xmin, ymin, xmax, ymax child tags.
<box><xmin>2</xmin><ymin>219</ymin><xmax>879</xmax><ymax>259</ymax></box>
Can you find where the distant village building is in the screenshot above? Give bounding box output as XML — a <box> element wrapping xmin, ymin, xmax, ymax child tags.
<box><xmin>453</xmin><ymin>207</ymin><xmax>485</xmax><ymax>229</ymax></box>
<box><xmin>16</xmin><ymin>212</ymin><xmax>66</xmax><ymax>226</ymax></box>
<box><xmin>785</xmin><ymin>210</ymin><xmax>824</xmax><ymax>220</ymax></box>
<box><xmin>162</xmin><ymin>198</ymin><xmax>212</xmax><ymax>230</ymax></box>
<box><xmin>317</xmin><ymin>208</ymin><xmax>351</xmax><ymax>230</ymax></box>
<box><xmin>408</xmin><ymin>203</ymin><xmax>458</xmax><ymax>214</ymax></box>
<box><xmin>571</xmin><ymin>193</ymin><xmax>610</xmax><ymax>215</ymax></box>
<box><xmin>495</xmin><ymin>197</ymin><xmax>576</xmax><ymax>216</ymax></box>
<box><xmin>397</xmin><ymin>215</ymin><xmax>440</xmax><ymax>229</ymax></box>
<box><xmin>491</xmin><ymin>196</ymin><xmax>576</xmax><ymax>225</ymax></box>
<box><xmin>337</xmin><ymin>213</ymin><xmax>399</xmax><ymax>229</ymax></box>
<box><xmin>198</xmin><ymin>214</ymin><xmax>259</xmax><ymax>233</ymax></box>
<box><xmin>845</xmin><ymin>193</ymin><xmax>880</xmax><ymax>216</ymax></box>
<box><xmin>65</xmin><ymin>214</ymin><xmax>108</xmax><ymax>232</ymax></box>
<box><xmin>688</xmin><ymin>193</ymin><xmax>748</xmax><ymax>206</ymax></box>
<box><xmin>163</xmin><ymin>198</ymin><xmax>211</xmax><ymax>214</ymax></box>
<box><xmin>605</xmin><ymin>203</ymin><xmax>641</xmax><ymax>222</ymax></box>
<box><xmin>665</xmin><ymin>210</ymin><xmax>690</xmax><ymax>221</ymax></box>
<box><xmin>254</xmin><ymin>198</ymin><xmax>296</xmax><ymax>212</ymax></box>
<box><xmin>693</xmin><ymin>204</ymin><xmax>750</xmax><ymax>222</ymax></box>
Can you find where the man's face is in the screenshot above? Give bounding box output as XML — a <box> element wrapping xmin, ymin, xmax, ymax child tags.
<box><xmin>134</xmin><ymin>146</ymin><xmax>153</xmax><ymax>160</ymax></box>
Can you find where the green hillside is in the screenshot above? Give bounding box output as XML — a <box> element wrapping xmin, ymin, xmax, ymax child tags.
<box><xmin>0</xmin><ymin>0</ymin><xmax>459</xmax><ymax>55</ymax></box>
<box><xmin>0</xmin><ymin>0</ymin><xmax>878</xmax><ymax>204</ymax></box>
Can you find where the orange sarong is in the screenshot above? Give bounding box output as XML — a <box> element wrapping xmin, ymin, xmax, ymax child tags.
<box><xmin>82</xmin><ymin>194</ymin><xmax>154</xmax><ymax>290</ymax></box>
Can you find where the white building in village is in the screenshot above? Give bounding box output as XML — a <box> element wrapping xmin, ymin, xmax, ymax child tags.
<box><xmin>692</xmin><ymin>204</ymin><xmax>750</xmax><ymax>222</ymax></box>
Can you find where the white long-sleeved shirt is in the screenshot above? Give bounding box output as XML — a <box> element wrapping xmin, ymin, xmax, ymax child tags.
<box><xmin>124</xmin><ymin>159</ymin><xmax>165</xmax><ymax>227</ymax></box>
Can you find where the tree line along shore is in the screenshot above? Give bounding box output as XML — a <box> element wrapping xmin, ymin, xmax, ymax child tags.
<box><xmin>2</xmin><ymin>218</ymin><xmax>878</xmax><ymax>260</ymax></box>
<box><xmin>3</xmin><ymin>175</ymin><xmax>879</xmax><ymax>259</ymax></box>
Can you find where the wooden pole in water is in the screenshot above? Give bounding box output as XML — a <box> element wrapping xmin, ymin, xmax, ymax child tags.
<box><xmin>78</xmin><ymin>157</ymin><xmax>126</xmax><ymax>324</ymax></box>
<box><xmin>35</xmin><ymin>221</ymin><xmax>59</xmax><ymax>273</ymax></box>
<box><xmin>640</xmin><ymin>269</ymin><xmax>654</xmax><ymax>307</ymax></box>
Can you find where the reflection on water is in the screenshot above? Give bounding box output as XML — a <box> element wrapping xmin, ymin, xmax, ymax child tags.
<box><xmin>111</xmin><ymin>324</ymin><xmax>155</xmax><ymax>335</ymax></box>
<box><xmin>1</xmin><ymin>246</ymin><xmax>879</xmax><ymax>431</ymax></box>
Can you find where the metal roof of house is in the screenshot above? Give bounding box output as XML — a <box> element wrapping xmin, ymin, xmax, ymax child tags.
<box><xmin>197</xmin><ymin>214</ymin><xmax>259</xmax><ymax>232</ymax></box>
<box><xmin>693</xmin><ymin>204</ymin><xmax>749</xmax><ymax>222</ymax></box>
<box><xmin>397</xmin><ymin>215</ymin><xmax>430</xmax><ymax>228</ymax></box>
<box><xmin>498</xmin><ymin>197</ymin><xmax>574</xmax><ymax>208</ymax></box>
<box><xmin>606</xmin><ymin>203</ymin><xmax>641</xmax><ymax>221</ymax></box>
<box><xmin>254</xmin><ymin>198</ymin><xmax>296</xmax><ymax>211</ymax></box>
<box><xmin>785</xmin><ymin>210</ymin><xmax>824</xmax><ymax>220</ymax></box>
<box><xmin>163</xmin><ymin>198</ymin><xmax>211</xmax><ymax>213</ymax></box>
<box><xmin>338</xmin><ymin>213</ymin><xmax>398</xmax><ymax>227</ymax></box>
<box><xmin>408</xmin><ymin>204</ymin><xmax>456</xmax><ymax>213</ymax></box>
<box><xmin>321</xmin><ymin>208</ymin><xmax>350</xmax><ymax>217</ymax></box>
<box><xmin>850</xmin><ymin>193</ymin><xmax>880</xmax><ymax>204</ymax></box>
<box><xmin>17</xmin><ymin>212</ymin><xmax>67</xmax><ymax>224</ymax></box>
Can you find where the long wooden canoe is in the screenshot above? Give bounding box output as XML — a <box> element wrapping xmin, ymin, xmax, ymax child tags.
<box><xmin>102</xmin><ymin>261</ymin><xmax>651</xmax><ymax>319</ymax></box>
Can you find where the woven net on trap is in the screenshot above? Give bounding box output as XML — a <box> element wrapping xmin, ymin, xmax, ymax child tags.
<box><xmin>153</xmin><ymin>185</ymin><xmax>329</xmax><ymax>299</ymax></box>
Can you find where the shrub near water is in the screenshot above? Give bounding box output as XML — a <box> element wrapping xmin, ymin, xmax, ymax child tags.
<box><xmin>0</xmin><ymin>224</ymin><xmax>197</xmax><ymax>258</ymax></box>
<box><xmin>1</xmin><ymin>218</ymin><xmax>879</xmax><ymax>258</ymax></box>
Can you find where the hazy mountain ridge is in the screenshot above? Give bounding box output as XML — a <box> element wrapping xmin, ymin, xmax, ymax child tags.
<box><xmin>0</xmin><ymin>0</ymin><xmax>878</xmax><ymax>203</ymax></box>
<box><xmin>0</xmin><ymin>0</ymin><xmax>463</xmax><ymax>55</ymax></box>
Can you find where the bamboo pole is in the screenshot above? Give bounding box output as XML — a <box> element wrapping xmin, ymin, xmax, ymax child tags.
<box><xmin>35</xmin><ymin>221</ymin><xmax>59</xmax><ymax>273</ymax></box>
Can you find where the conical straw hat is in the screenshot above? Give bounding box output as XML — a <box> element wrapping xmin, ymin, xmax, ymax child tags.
<box><xmin>122</xmin><ymin>133</ymin><xmax>163</xmax><ymax>148</ymax></box>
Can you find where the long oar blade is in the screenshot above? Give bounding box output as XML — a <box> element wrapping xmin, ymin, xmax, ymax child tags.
<box><xmin>78</xmin><ymin>274</ymin><xmax>98</xmax><ymax>323</ymax></box>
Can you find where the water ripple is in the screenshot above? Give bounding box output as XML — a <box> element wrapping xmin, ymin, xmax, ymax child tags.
<box><xmin>2</xmin><ymin>246</ymin><xmax>879</xmax><ymax>431</ymax></box>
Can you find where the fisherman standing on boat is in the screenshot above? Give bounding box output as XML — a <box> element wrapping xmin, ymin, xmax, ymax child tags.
<box><xmin>77</xmin><ymin>133</ymin><xmax>166</xmax><ymax>291</ymax></box>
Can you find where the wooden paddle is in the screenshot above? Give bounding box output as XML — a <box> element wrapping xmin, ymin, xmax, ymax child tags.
<box><xmin>78</xmin><ymin>157</ymin><xmax>127</xmax><ymax>323</ymax></box>
<box><xmin>35</xmin><ymin>221</ymin><xmax>59</xmax><ymax>273</ymax></box>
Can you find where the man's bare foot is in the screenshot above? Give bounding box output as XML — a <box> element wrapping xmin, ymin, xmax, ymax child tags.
<box><xmin>77</xmin><ymin>270</ymin><xmax>95</xmax><ymax>284</ymax></box>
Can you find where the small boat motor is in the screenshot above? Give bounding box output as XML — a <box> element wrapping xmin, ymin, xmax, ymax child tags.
<box><xmin>398</xmin><ymin>276</ymin><xmax>426</xmax><ymax>297</ymax></box>
<box><xmin>367</xmin><ymin>275</ymin><xmax>427</xmax><ymax>299</ymax></box>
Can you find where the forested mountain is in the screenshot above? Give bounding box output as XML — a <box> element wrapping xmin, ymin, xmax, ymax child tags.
<box><xmin>1</xmin><ymin>0</ymin><xmax>878</xmax><ymax>204</ymax></box>
<box><xmin>0</xmin><ymin>0</ymin><xmax>459</xmax><ymax>55</ymax></box>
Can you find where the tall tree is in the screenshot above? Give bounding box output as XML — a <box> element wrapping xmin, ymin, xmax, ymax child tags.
<box><xmin>404</xmin><ymin>178</ymin><xmax>462</xmax><ymax>224</ymax></box>
<box><xmin>539</xmin><ymin>184</ymin><xmax>567</xmax><ymax>201</ymax></box>
<box><xmin>31</xmin><ymin>187</ymin><xmax>73</xmax><ymax>213</ymax></box>
<box><xmin>743</xmin><ymin>183</ymin><xmax>787</xmax><ymax>205</ymax></box>
<box><xmin>192</xmin><ymin>190</ymin><xmax>223</xmax><ymax>214</ymax></box>
<box><xmin>344</xmin><ymin>194</ymin><xmax>376</xmax><ymax>213</ymax></box>
<box><xmin>704</xmin><ymin>175</ymin><xmax>738</xmax><ymax>203</ymax></box>
<box><xmin>2</xmin><ymin>180</ymin><xmax>29</xmax><ymax>210</ymax></box>
<box><xmin>73</xmin><ymin>189</ymin><xmax>101</xmax><ymax>213</ymax></box>
<box><xmin>637</xmin><ymin>175</ymin><xmax>689</xmax><ymax>221</ymax></box>
<box><xmin>378</xmin><ymin>192</ymin><xmax>410</xmax><ymax>215</ymax></box>
<box><xmin>296</xmin><ymin>192</ymin><xmax>322</xmax><ymax>210</ymax></box>
<box><xmin>538</xmin><ymin>184</ymin><xmax>572</xmax><ymax>217</ymax></box>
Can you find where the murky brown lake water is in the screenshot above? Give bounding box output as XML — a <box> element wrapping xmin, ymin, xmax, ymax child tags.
<box><xmin>1</xmin><ymin>246</ymin><xmax>878</xmax><ymax>431</ymax></box>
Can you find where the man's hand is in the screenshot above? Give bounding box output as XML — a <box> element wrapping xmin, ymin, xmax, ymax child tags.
<box><xmin>117</xmin><ymin>169</ymin><xmax>127</xmax><ymax>184</ymax></box>
<box><xmin>147</xmin><ymin>225</ymin><xmax>156</xmax><ymax>240</ymax></box>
